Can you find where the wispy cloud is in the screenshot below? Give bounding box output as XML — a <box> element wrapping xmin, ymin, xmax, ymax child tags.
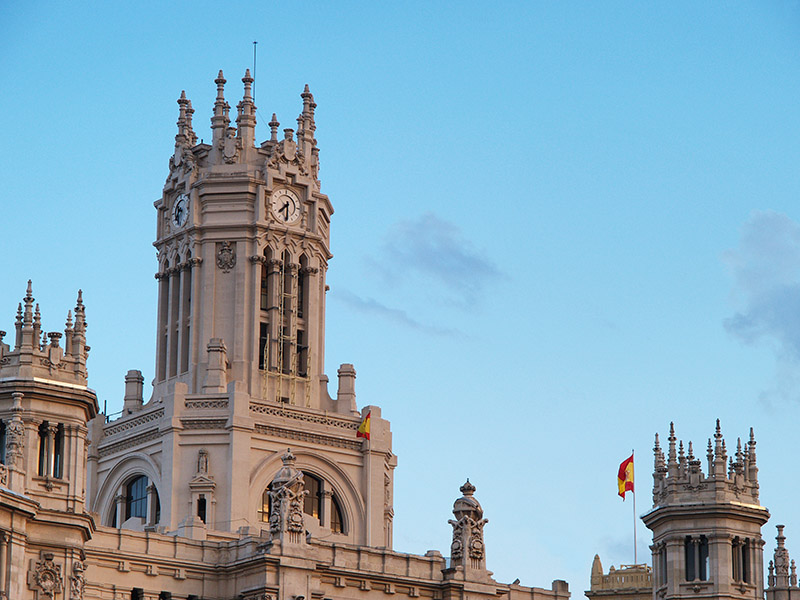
<box><xmin>334</xmin><ymin>289</ymin><xmax>463</xmax><ymax>338</ymax></box>
<box><xmin>373</xmin><ymin>212</ymin><xmax>503</xmax><ymax>306</ymax></box>
<box><xmin>724</xmin><ymin>210</ymin><xmax>800</xmax><ymax>402</ymax></box>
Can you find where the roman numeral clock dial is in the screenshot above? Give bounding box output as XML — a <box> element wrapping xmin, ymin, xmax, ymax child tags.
<box><xmin>270</xmin><ymin>188</ymin><xmax>301</xmax><ymax>224</ymax></box>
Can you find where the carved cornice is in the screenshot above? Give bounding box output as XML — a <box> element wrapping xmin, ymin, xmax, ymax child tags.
<box><xmin>103</xmin><ymin>408</ymin><xmax>164</xmax><ymax>438</ymax></box>
<box><xmin>98</xmin><ymin>429</ymin><xmax>160</xmax><ymax>458</ymax></box>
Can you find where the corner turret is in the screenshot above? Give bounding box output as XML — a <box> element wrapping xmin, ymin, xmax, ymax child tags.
<box><xmin>643</xmin><ymin>421</ymin><xmax>769</xmax><ymax>600</ymax></box>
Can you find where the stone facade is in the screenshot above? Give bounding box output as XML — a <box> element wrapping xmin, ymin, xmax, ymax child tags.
<box><xmin>0</xmin><ymin>72</ymin><xmax>571</xmax><ymax>600</ymax></box>
<box><xmin>585</xmin><ymin>556</ymin><xmax>652</xmax><ymax>600</ymax></box>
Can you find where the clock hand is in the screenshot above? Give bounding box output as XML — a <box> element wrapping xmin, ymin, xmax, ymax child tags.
<box><xmin>281</xmin><ymin>202</ymin><xmax>290</xmax><ymax>219</ymax></box>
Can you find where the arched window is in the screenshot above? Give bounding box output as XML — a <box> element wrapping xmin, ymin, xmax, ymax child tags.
<box><xmin>126</xmin><ymin>475</ymin><xmax>148</xmax><ymax>520</ymax></box>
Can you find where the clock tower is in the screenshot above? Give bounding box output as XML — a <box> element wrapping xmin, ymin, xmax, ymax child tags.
<box><xmin>154</xmin><ymin>71</ymin><xmax>333</xmax><ymax>407</ymax></box>
<box><xmin>89</xmin><ymin>72</ymin><xmax>395</xmax><ymax>549</ymax></box>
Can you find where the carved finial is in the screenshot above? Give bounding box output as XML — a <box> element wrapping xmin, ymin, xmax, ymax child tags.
<box><xmin>25</xmin><ymin>279</ymin><xmax>33</xmax><ymax>301</ymax></box>
<box><xmin>65</xmin><ymin>310</ymin><xmax>73</xmax><ymax>329</ymax></box>
<box><xmin>707</xmin><ymin>438</ymin><xmax>714</xmax><ymax>473</ymax></box>
<box><xmin>76</xmin><ymin>289</ymin><xmax>83</xmax><ymax>307</ymax></box>
<box><xmin>778</xmin><ymin>525</ymin><xmax>787</xmax><ymax>547</ymax></box>
<box><xmin>243</xmin><ymin>68</ymin><xmax>253</xmax><ymax>98</ymax></box>
<box><xmin>791</xmin><ymin>559</ymin><xmax>797</xmax><ymax>586</ymax></box>
<box><xmin>33</xmin><ymin>303</ymin><xmax>40</xmax><ymax>326</ymax></box>
<box><xmin>16</xmin><ymin>303</ymin><xmax>22</xmax><ymax>323</ymax></box>
<box><xmin>269</xmin><ymin>113</ymin><xmax>279</xmax><ymax>142</ymax></box>
<box><xmin>281</xmin><ymin>448</ymin><xmax>296</xmax><ymax>465</ymax></box>
<box><xmin>216</xmin><ymin>70</ymin><xmax>226</xmax><ymax>97</ymax></box>
<box><xmin>460</xmin><ymin>479</ymin><xmax>476</xmax><ymax>496</ymax></box>
<box><xmin>687</xmin><ymin>441</ymin><xmax>694</xmax><ymax>460</ymax></box>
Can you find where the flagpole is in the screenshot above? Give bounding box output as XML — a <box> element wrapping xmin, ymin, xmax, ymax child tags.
<box><xmin>632</xmin><ymin>449</ymin><xmax>637</xmax><ymax>565</ymax></box>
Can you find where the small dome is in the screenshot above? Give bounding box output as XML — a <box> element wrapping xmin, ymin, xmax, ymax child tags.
<box><xmin>271</xmin><ymin>449</ymin><xmax>304</xmax><ymax>490</ymax></box>
<box><xmin>453</xmin><ymin>479</ymin><xmax>483</xmax><ymax>521</ymax></box>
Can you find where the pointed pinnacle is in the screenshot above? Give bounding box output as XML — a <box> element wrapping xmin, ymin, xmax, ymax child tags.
<box><xmin>715</xmin><ymin>418</ymin><xmax>722</xmax><ymax>438</ymax></box>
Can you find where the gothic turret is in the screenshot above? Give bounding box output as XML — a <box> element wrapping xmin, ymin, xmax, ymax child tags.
<box><xmin>643</xmin><ymin>421</ymin><xmax>769</xmax><ymax>600</ymax></box>
<box><xmin>0</xmin><ymin>281</ymin><xmax>97</xmax><ymax>519</ymax></box>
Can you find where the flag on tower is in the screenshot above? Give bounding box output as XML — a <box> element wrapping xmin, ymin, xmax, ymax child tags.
<box><xmin>618</xmin><ymin>453</ymin><xmax>634</xmax><ymax>499</ymax></box>
<box><xmin>357</xmin><ymin>411</ymin><xmax>371</xmax><ymax>440</ymax></box>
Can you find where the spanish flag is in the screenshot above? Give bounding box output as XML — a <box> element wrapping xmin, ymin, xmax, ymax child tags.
<box><xmin>357</xmin><ymin>411</ymin><xmax>371</xmax><ymax>440</ymax></box>
<box><xmin>618</xmin><ymin>453</ymin><xmax>634</xmax><ymax>499</ymax></box>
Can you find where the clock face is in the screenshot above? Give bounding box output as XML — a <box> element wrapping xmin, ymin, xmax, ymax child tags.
<box><xmin>171</xmin><ymin>194</ymin><xmax>189</xmax><ymax>230</ymax></box>
<box><xmin>270</xmin><ymin>188</ymin><xmax>301</xmax><ymax>224</ymax></box>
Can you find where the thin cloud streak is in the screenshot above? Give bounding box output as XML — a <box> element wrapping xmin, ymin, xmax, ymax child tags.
<box><xmin>334</xmin><ymin>289</ymin><xmax>463</xmax><ymax>338</ymax></box>
<box><xmin>375</xmin><ymin>212</ymin><xmax>504</xmax><ymax>306</ymax></box>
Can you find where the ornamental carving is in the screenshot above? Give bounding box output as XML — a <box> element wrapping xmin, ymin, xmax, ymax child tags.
<box><xmin>220</xmin><ymin>127</ymin><xmax>241</xmax><ymax>164</ymax></box>
<box><xmin>266</xmin><ymin>450</ymin><xmax>308</xmax><ymax>543</ymax></box>
<box><xmin>217</xmin><ymin>241</ymin><xmax>237</xmax><ymax>273</ymax></box>
<box><xmin>70</xmin><ymin>559</ymin><xmax>86</xmax><ymax>600</ymax></box>
<box><xmin>448</xmin><ymin>480</ymin><xmax>489</xmax><ymax>567</ymax></box>
<box><xmin>5</xmin><ymin>414</ymin><xmax>25</xmax><ymax>469</ymax></box>
<box><xmin>30</xmin><ymin>552</ymin><xmax>63</xmax><ymax>599</ymax></box>
<box><xmin>266</xmin><ymin>131</ymin><xmax>308</xmax><ymax>176</ymax></box>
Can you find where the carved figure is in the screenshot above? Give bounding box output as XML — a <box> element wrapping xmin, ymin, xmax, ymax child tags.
<box><xmin>70</xmin><ymin>559</ymin><xmax>86</xmax><ymax>600</ymax></box>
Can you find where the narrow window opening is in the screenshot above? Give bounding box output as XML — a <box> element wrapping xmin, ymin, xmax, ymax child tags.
<box><xmin>259</xmin><ymin>322</ymin><xmax>269</xmax><ymax>370</ymax></box>
<box><xmin>37</xmin><ymin>422</ymin><xmax>48</xmax><ymax>476</ymax></box>
<box><xmin>297</xmin><ymin>329</ymin><xmax>308</xmax><ymax>377</ymax></box>
<box><xmin>197</xmin><ymin>495</ymin><xmax>207</xmax><ymax>523</ymax></box>
<box><xmin>53</xmin><ymin>423</ymin><xmax>64</xmax><ymax>479</ymax></box>
<box><xmin>281</xmin><ymin>326</ymin><xmax>291</xmax><ymax>374</ymax></box>
<box><xmin>131</xmin><ymin>589</ymin><xmax>144</xmax><ymax>600</ymax></box>
<box><xmin>331</xmin><ymin>493</ymin><xmax>345</xmax><ymax>534</ymax></box>
<box><xmin>0</xmin><ymin>421</ymin><xmax>6</xmax><ymax>465</ymax></box>
<box><xmin>157</xmin><ymin>262</ymin><xmax>170</xmax><ymax>381</ymax></box>
<box><xmin>302</xmin><ymin>471</ymin><xmax>322</xmax><ymax>519</ymax></box>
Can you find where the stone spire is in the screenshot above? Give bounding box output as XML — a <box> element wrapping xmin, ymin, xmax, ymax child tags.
<box><xmin>236</xmin><ymin>69</ymin><xmax>256</xmax><ymax>148</ymax></box>
<box><xmin>211</xmin><ymin>70</ymin><xmax>230</xmax><ymax>146</ymax></box>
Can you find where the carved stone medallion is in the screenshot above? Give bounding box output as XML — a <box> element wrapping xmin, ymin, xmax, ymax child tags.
<box><xmin>217</xmin><ymin>241</ymin><xmax>236</xmax><ymax>273</ymax></box>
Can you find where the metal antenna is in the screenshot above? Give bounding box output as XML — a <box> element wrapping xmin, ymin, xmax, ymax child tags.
<box><xmin>253</xmin><ymin>41</ymin><xmax>258</xmax><ymax>105</ymax></box>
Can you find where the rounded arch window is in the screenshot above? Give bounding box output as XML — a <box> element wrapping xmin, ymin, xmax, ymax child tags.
<box><xmin>110</xmin><ymin>474</ymin><xmax>160</xmax><ymax>527</ymax></box>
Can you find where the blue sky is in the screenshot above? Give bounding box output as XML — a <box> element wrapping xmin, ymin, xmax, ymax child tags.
<box><xmin>3</xmin><ymin>1</ymin><xmax>800</xmax><ymax>594</ymax></box>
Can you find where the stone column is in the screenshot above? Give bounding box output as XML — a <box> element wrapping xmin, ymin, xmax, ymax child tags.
<box><xmin>45</xmin><ymin>423</ymin><xmax>58</xmax><ymax>478</ymax></box>
<box><xmin>0</xmin><ymin>531</ymin><xmax>8</xmax><ymax>598</ymax></box>
<box><xmin>114</xmin><ymin>492</ymin><xmax>126</xmax><ymax>527</ymax></box>
<box><xmin>320</xmin><ymin>489</ymin><xmax>332</xmax><ymax>530</ymax></box>
<box><xmin>146</xmin><ymin>484</ymin><xmax>158</xmax><ymax>527</ymax></box>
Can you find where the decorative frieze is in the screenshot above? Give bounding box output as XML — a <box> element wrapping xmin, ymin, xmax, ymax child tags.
<box><xmin>254</xmin><ymin>424</ymin><xmax>361</xmax><ymax>450</ymax></box>
<box><xmin>249</xmin><ymin>402</ymin><xmax>358</xmax><ymax>431</ymax></box>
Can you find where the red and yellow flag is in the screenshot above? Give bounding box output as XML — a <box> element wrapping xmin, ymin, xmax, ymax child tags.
<box><xmin>618</xmin><ymin>453</ymin><xmax>634</xmax><ymax>499</ymax></box>
<box><xmin>357</xmin><ymin>411</ymin><xmax>371</xmax><ymax>440</ymax></box>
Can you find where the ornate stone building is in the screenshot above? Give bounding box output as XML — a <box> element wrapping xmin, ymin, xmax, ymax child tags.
<box><xmin>0</xmin><ymin>72</ymin><xmax>573</xmax><ymax>600</ymax></box>
<box><xmin>585</xmin><ymin>557</ymin><xmax>651</xmax><ymax>600</ymax></box>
